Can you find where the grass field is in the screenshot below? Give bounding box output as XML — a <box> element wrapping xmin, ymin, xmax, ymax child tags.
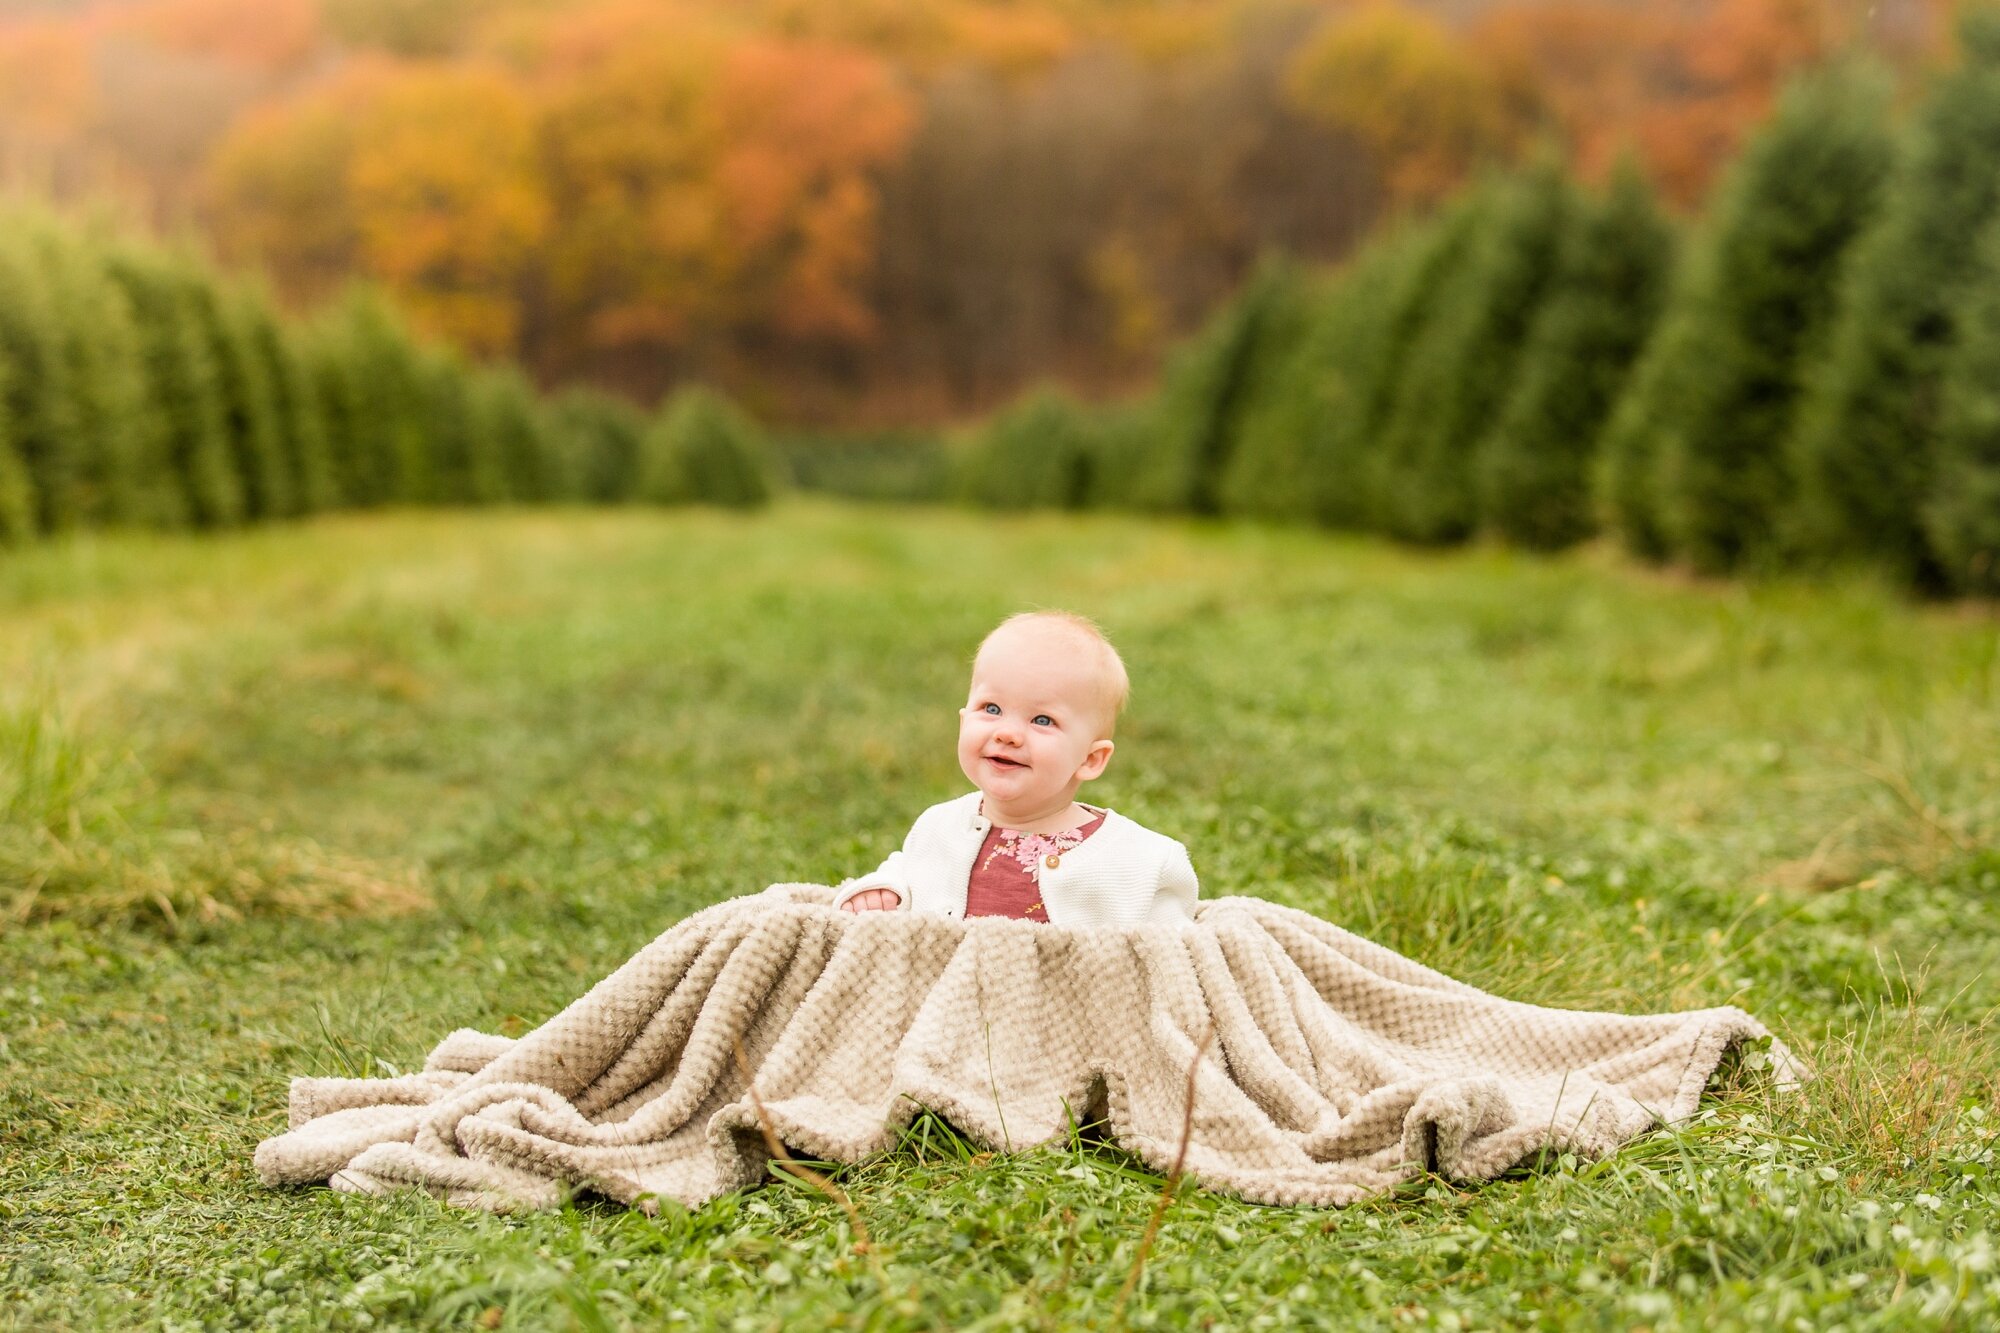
<box><xmin>3</xmin><ymin>500</ymin><xmax>1997</xmax><ymax>1330</ymax></box>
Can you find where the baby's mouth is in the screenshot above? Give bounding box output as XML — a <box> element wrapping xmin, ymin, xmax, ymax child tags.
<box><xmin>985</xmin><ymin>755</ymin><xmax>1026</xmax><ymax>769</ymax></box>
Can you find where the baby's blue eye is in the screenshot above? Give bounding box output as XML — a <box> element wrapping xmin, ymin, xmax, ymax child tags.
<box><xmin>1033</xmin><ymin>715</ymin><xmax>1054</xmax><ymax>727</ymax></box>
<box><xmin>982</xmin><ymin>703</ymin><xmax>1000</xmax><ymax>715</ymax></box>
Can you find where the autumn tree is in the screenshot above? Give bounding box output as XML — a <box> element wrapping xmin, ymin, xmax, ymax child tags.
<box><xmin>116</xmin><ymin>0</ymin><xmax>324</xmax><ymax>76</ymax></box>
<box><xmin>202</xmin><ymin>64</ymin><xmax>381</xmax><ymax>306</ymax></box>
<box><xmin>1286</xmin><ymin>1</ymin><xmax>1531</xmax><ymax>206</ymax></box>
<box><xmin>1472</xmin><ymin>0</ymin><xmax>1868</xmax><ymax>208</ymax></box>
<box><xmin>530</xmin><ymin>13</ymin><xmax>911</xmax><ymax>385</ymax></box>
<box><xmin>320</xmin><ymin>0</ymin><xmax>491</xmax><ymax>57</ymax></box>
<box><xmin>0</xmin><ymin>18</ymin><xmax>95</xmax><ymax>143</ymax></box>
<box><xmin>1474</xmin><ymin>157</ymin><xmax>1674</xmax><ymax>549</ymax></box>
<box><xmin>1788</xmin><ymin>9</ymin><xmax>2000</xmax><ymax>587</ymax></box>
<box><xmin>346</xmin><ymin>64</ymin><xmax>549</xmax><ymax>355</ymax></box>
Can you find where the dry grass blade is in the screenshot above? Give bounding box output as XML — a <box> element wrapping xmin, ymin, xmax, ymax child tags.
<box><xmin>1113</xmin><ymin>1022</ymin><xmax>1215</xmax><ymax>1327</ymax></box>
<box><xmin>1836</xmin><ymin>733</ymin><xmax>1974</xmax><ymax>857</ymax></box>
<box><xmin>728</xmin><ymin>1035</ymin><xmax>887</xmax><ymax>1286</ymax></box>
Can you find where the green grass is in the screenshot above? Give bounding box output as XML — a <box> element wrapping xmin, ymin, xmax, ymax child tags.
<box><xmin>2</xmin><ymin>500</ymin><xmax>1996</xmax><ymax>1330</ymax></box>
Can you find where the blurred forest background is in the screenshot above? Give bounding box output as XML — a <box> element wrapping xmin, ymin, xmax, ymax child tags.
<box><xmin>0</xmin><ymin>0</ymin><xmax>1953</xmax><ymax>421</ymax></box>
<box><xmin>6</xmin><ymin>0</ymin><xmax>2000</xmax><ymax>594</ymax></box>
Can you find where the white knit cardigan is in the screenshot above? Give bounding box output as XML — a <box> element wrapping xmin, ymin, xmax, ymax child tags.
<box><xmin>830</xmin><ymin>790</ymin><xmax>1198</xmax><ymax>927</ymax></box>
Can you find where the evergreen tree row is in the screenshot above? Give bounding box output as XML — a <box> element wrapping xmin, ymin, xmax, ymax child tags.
<box><xmin>0</xmin><ymin>212</ymin><xmax>778</xmax><ymax>550</ymax></box>
<box><xmin>956</xmin><ymin>11</ymin><xmax>2000</xmax><ymax>597</ymax></box>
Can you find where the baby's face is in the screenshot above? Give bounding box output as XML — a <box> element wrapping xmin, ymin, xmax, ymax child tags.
<box><xmin>957</xmin><ymin>626</ymin><xmax>1114</xmax><ymax>819</ymax></box>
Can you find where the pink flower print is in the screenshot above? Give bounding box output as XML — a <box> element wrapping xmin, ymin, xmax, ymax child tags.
<box><xmin>983</xmin><ymin>823</ymin><xmax>1091</xmax><ymax>878</ymax></box>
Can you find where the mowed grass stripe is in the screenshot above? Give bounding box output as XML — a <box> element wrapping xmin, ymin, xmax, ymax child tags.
<box><xmin>2</xmin><ymin>502</ymin><xmax>1995</xmax><ymax>1330</ymax></box>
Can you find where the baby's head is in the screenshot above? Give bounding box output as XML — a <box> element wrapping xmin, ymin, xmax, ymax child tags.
<box><xmin>957</xmin><ymin>611</ymin><xmax>1129</xmax><ymax>820</ymax></box>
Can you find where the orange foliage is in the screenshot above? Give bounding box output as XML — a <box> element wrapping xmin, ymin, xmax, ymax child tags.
<box><xmin>1469</xmin><ymin>2</ymin><xmax>1654</xmax><ymax>182</ymax></box>
<box><xmin>203</xmin><ymin>62</ymin><xmax>387</xmax><ymax>297</ymax></box>
<box><xmin>19</xmin><ymin>0</ymin><xmax>1969</xmax><ymax>399</ymax></box>
<box><xmin>482</xmin><ymin>0</ymin><xmax>718</xmax><ymax>75</ymax></box>
<box><xmin>755</xmin><ymin>0</ymin><xmax>958</xmax><ymax>69</ymax></box>
<box><xmin>0</xmin><ymin>19</ymin><xmax>96</xmax><ymax>134</ymax></box>
<box><xmin>526</xmin><ymin>14</ymin><xmax>912</xmax><ymax>359</ymax></box>
<box><xmin>530</xmin><ymin>7</ymin><xmax>728</xmax><ymax>350</ymax></box>
<box><xmin>346</xmin><ymin>64</ymin><xmax>549</xmax><ymax>352</ymax></box>
<box><xmin>1287</xmin><ymin>1</ymin><xmax>1532</xmax><ymax>205</ymax></box>
<box><xmin>112</xmin><ymin>0</ymin><xmax>323</xmax><ymax>74</ymax></box>
<box><xmin>320</xmin><ymin>0</ymin><xmax>507</xmax><ymax>58</ymax></box>
<box><xmin>711</xmin><ymin>39</ymin><xmax>915</xmax><ymax>339</ymax></box>
<box><xmin>205</xmin><ymin>57</ymin><xmax>549</xmax><ymax>350</ymax></box>
<box><xmin>948</xmin><ymin>5</ymin><xmax>1076</xmax><ymax>79</ymax></box>
<box><xmin>1472</xmin><ymin>0</ymin><xmax>1857</xmax><ymax>207</ymax></box>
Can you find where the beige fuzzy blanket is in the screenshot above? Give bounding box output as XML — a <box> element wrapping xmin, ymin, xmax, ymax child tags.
<box><xmin>254</xmin><ymin>885</ymin><xmax>1802</xmax><ymax>1212</ymax></box>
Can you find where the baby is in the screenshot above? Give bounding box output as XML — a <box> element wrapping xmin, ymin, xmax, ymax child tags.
<box><xmin>833</xmin><ymin>610</ymin><xmax>1198</xmax><ymax>926</ymax></box>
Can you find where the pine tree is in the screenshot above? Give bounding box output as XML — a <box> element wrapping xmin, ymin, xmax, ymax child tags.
<box><xmin>1651</xmin><ymin>64</ymin><xmax>1895</xmax><ymax>574</ymax></box>
<box><xmin>1924</xmin><ymin>213</ymin><xmax>2000</xmax><ymax>594</ymax></box>
<box><xmin>1220</xmin><ymin>233</ymin><xmax>1430</xmax><ymax>526</ymax></box>
<box><xmin>420</xmin><ymin>348</ymin><xmax>488</xmax><ymax>506</ymax></box>
<box><xmin>641</xmin><ymin>387</ymin><xmax>777</xmax><ymax>508</ymax></box>
<box><xmin>1328</xmin><ymin>210</ymin><xmax>1481</xmax><ymax>533</ymax></box>
<box><xmin>1102</xmin><ymin>258</ymin><xmax>1308</xmax><ymax>514</ymax></box>
<box><xmin>1374</xmin><ymin>161</ymin><xmax>1575</xmax><ymax>544</ymax></box>
<box><xmin>473</xmin><ymin>365</ymin><xmax>555</xmax><ymax>503</ymax></box>
<box><xmin>1595</xmin><ymin>259</ymin><xmax>1704</xmax><ymax>563</ymax></box>
<box><xmin>252</xmin><ymin>312</ymin><xmax>340</xmax><ymax>515</ymax></box>
<box><xmin>1790</xmin><ymin>11</ymin><xmax>2000</xmax><ymax>586</ymax></box>
<box><xmin>546</xmin><ymin>386</ymin><xmax>646</xmax><ymax>503</ymax></box>
<box><xmin>1475</xmin><ymin>157</ymin><xmax>1675</xmax><ymax>550</ymax></box>
<box><xmin>318</xmin><ymin>287</ymin><xmax>433</xmax><ymax>506</ymax></box>
<box><xmin>0</xmin><ymin>371</ymin><xmax>34</xmax><ymax>545</ymax></box>
<box><xmin>299</xmin><ymin>320</ymin><xmax>365</xmax><ymax>510</ymax></box>
<box><xmin>958</xmin><ymin>385</ymin><xmax>1100</xmax><ymax>510</ymax></box>
<box><xmin>0</xmin><ymin>229</ymin><xmax>79</xmax><ymax>533</ymax></box>
<box><xmin>29</xmin><ymin>220</ymin><xmax>155</xmax><ymax>528</ymax></box>
<box><xmin>197</xmin><ymin>279</ymin><xmax>294</xmax><ymax>522</ymax></box>
<box><xmin>105</xmin><ymin>248</ymin><xmax>242</xmax><ymax>528</ymax></box>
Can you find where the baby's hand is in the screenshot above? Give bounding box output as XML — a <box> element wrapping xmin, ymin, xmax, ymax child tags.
<box><xmin>840</xmin><ymin>888</ymin><xmax>902</xmax><ymax>913</ymax></box>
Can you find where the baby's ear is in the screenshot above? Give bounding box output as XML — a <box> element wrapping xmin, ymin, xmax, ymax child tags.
<box><xmin>1082</xmin><ymin>738</ymin><xmax>1115</xmax><ymax>778</ymax></box>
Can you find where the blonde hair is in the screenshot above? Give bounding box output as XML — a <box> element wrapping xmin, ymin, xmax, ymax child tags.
<box><xmin>974</xmin><ymin>610</ymin><xmax>1130</xmax><ymax>735</ymax></box>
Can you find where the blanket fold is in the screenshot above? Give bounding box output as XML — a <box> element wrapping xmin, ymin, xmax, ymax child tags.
<box><xmin>254</xmin><ymin>885</ymin><xmax>1801</xmax><ymax>1211</ymax></box>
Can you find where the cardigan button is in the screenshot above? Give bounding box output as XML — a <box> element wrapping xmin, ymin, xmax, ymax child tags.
<box><xmin>1044</xmin><ymin>854</ymin><xmax>1060</xmax><ymax>870</ymax></box>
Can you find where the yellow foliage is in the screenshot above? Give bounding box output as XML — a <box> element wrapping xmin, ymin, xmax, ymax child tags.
<box><xmin>949</xmin><ymin>6</ymin><xmax>1077</xmax><ymax>80</ymax></box>
<box><xmin>1285</xmin><ymin>0</ymin><xmax>1529</xmax><ymax>204</ymax></box>
<box><xmin>345</xmin><ymin>64</ymin><xmax>550</xmax><ymax>353</ymax></box>
<box><xmin>1087</xmin><ymin>233</ymin><xmax>1164</xmax><ymax>362</ymax></box>
<box><xmin>203</xmin><ymin>62</ymin><xmax>392</xmax><ymax>300</ymax></box>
